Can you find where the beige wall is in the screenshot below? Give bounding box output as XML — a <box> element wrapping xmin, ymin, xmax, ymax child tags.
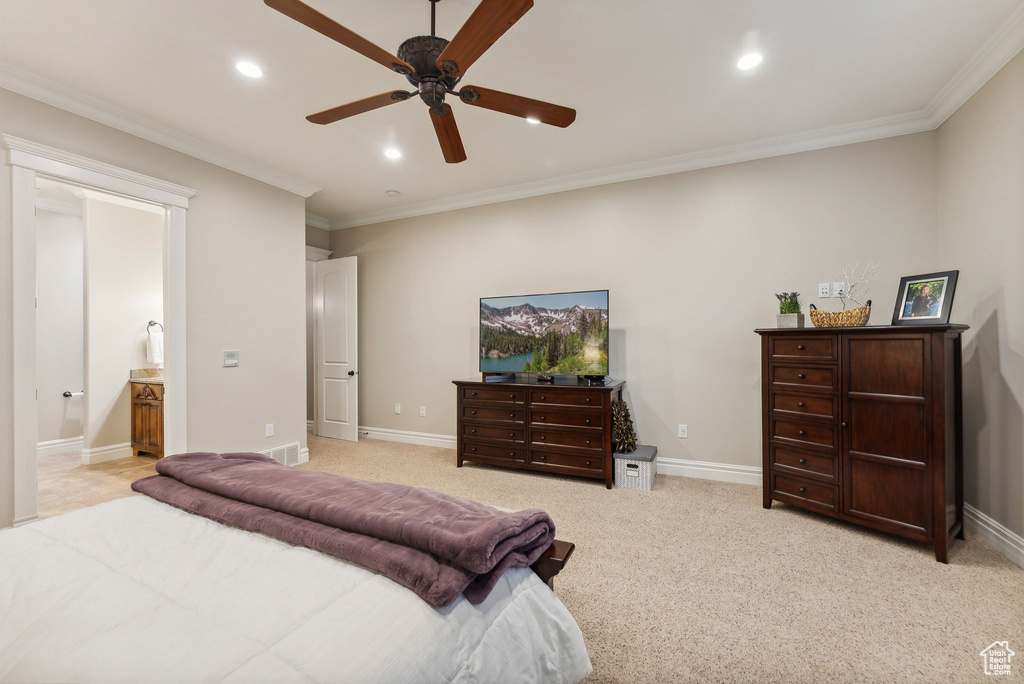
<box><xmin>83</xmin><ymin>197</ymin><xmax>163</xmax><ymax>450</ymax></box>
<box><xmin>937</xmin><ymin>50</ymin><xmax>1024</xmax><ymax>537</ymax></box>
<box><xmin>0</xmin><ymin>88</ymin><xmax>308</xmax><ymax>527</ymax></box>
<box><xmin>332</xmin><ymin>133</ymin><xmax>940</xmax><ymax>469</ymax></box>
<box><xmin>306</xmin><ymin>225</ymin><xmax>330</xmax><ymax>250</ymax></box>
<box><xmin>36</xmin><ymin>207</ymin><xmax>84</xmax><ymax>443</ymax></box>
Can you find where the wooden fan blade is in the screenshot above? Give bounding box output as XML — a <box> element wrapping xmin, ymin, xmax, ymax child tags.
<box><xmin>429</xmin><ymin>105</ymin><xmax>467</xmax><ymax>164</ymax></box>
<box><xmin>436</xmin><ymin>0</ymin><xmax>533</xmax><ymax>79</ymax></box>
<box><xmin>264</xmin><ymin>0</ymin><xmax>415</xmax><ymax>75</ymax></box>
<box><xmin>307</xmin><ymin>91</ymin><xmax>414</xmax><ymax>125</ymax></box>
<box><xmin>459</xmin><ymin>86</ymin><xmax>576</xmax><ymax>128</ymax></box>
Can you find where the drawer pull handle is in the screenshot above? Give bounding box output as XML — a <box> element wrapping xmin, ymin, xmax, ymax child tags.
<box><xmin>540</xmin><ymin>436</ymin><xmax>546</xmax><ymax>440</ymax></box>
<box><xmin>799</xmin><ymin>487</ymin><xmax>807</xmax><ymax>493</ymax></box>
<box><xmin>471</xmin><ymin>429</ymin><xmax>477</xmax><ymax>434</ymax></box>
<box><xmin>510</xmin><ymin>452</ymin><xmax>515</xmax><ymax>457</ymax></box>
<box><xmin>540</xmin><ymin>455</ymin><xmax>546</xmax><ymax>460</ymax></box>
<box><xmin>797</xmin><ymin>402</ymin><xmax>805</xmax><ymax>407</ymax></box>
<box><xmin>586</xmin><ymin>398</ymin><xmax>592</xmax><ymax>403</ymax></box>
<box><xmin>471</xmin><ymin>410</ymin><xmax>477</xmax><ymax>415</ymax></box>
<box><xmin>797</xmin><ymin>373</ymin><xmax>805</xmax><ymax>379</ymax></box>
<box><xmin>540</xmin><ymin>396</ymin><xmax>546</xmax><ymax>400</ymax></box>
<box><xmin>540</xmin><ymin>416</ymin><xmax>546</xmax><ymax>421</ymax></box>
<box><xmin>471</xmin><ymin>447</ymin><xmax>477</xmax><ymax>452</ymax></box>
<box><xmin>841</xmin><ymin>422</ymin><xmax>848</xmax><ymax>428</ymax></box>
<box><xmin>509</xmin><ymin>413</ymin><xmax>515</xmax><ymax>418</ymax></box>
<box><xmin>471</xmin><ymin>392</ymin><xmax>477</xmax><ymax>396</ymax></box>
<box><xmin>585</xmin><ymin>461</ymin><xmax>591</xmax><ymax>466</ymax></box>
<box><xmin>585</xmin><ymin>419</ymin><xmax>591</xmax><ymax>425</ymax></box>
<box><xmin>509</xmin><ymin>433</ymin><xmax>516</xmax><ymax>438</ymax></box>
<box><xmin>798</xmin><ymin>458</ymin><xmax>806</xmax><ymax>464</ymax></box>
<box><xmin>510</xmin><ymin>394</ymin><xmax>515</xmax><ymax>399</ymax></box>
<box><xmin>798</xmin><ymin>430</ymin><xmax>806</xmax><ymax>436</ymax></box>
<box><xmin>797</xmin><ymin>345</ymin><xmax>805</xmax><ymax>350</ymax></box>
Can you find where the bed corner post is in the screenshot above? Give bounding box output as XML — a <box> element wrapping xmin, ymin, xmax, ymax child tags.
<box><xmin>531</xmin><ymin>539</ymin><xmax>575</xmax><ymax>589</ymax></box>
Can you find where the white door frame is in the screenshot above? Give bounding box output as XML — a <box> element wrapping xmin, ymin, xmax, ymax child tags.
<box><xmin>2</xmin><ymin>134</ymin><xmax>195</xmax><ymax>526</ymax></box>
<box><xmin>305</xmin><ymin>244</ymin><xmax>333</xmax><ymax>436</ymax></box>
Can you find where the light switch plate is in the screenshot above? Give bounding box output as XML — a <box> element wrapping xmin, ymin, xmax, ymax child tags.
<box><xmin>419</xmin><ymin>406</ymin><xmax>426</xmax><ymax>417</ymax></box>
<box><xmin>265</xmin><ymin>423</ymin><xmax>274</xmax><ymax>437</ymax></box>
<box><xmin>678</xmin><ymin>424</ymin><xmax>688</xmax><ymax>439</ymax></box>
<box><xmin>394</xmin><ymin>403</ymin><xmax>401</xmax><ymax>414</ymax></box>
<box><xmin>223</xmin><ymin>350</ymin><xmax>239</xmax><ymax>367</ymax></box>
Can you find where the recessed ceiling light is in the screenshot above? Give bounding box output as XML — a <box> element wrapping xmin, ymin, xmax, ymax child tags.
<box><xmin>384</xmin><ymin>148</ymin><xmax>402</xmax><ymax>160</ymax></box>
<box><xmin>386</xmin><ymin>190</ymin><xmax>401</xmax><ymax>197</ymax></box>
<box><xmin>235</xmin><ymin>61</ymin><xmax>263</xmax><ymax>78</ymax></box>
<box><xmin>737</xmin><ymin>53</ymin><xmax>763</xmax><ymax>70</ymax></box>
<box><xmin>525</xmin><ymin>116</ymin><xmax>541</xmax><ymax>125</ymax></box>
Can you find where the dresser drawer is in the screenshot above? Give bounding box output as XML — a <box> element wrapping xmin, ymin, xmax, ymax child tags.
<box><xmin>463</xmin><ymin>442</ymin><xmax>526</xmax><ymax>463</ymax></box>
<box><xmin>463</xmin><ymin>424</ymin><xmax>525</xmax><ymax>442</ymax></box>
<box><xmin>462</xmin><ymin>406</ymin><xmax>525</xmax><ymax>423</ymax></box>
<box><xmin>771</xmin><ymin>445</ymin><xmax>836</xmax><ymax>482</ymax></box>
<box><xmin>771</xmin><ymin>472</ymin><xmax>838</xmax><ymax>512</ymax></box>
<box><xmin>530</xmin><ymin>408</ymin><xmax>604</xmax><ymax>429</ymax></box>
<box><xmin>531</xmin><ymin>428</ymin><xmax>602</xmax><ymax>451</ymax></box>
<box><xmin>461</xmin><ymin>386</ymin><xmax>525</xmax><ymax>404</ymax></box>
<box><xmin>770</xmin><ymin>365</ymin><xmax>836</xmax><ymax>392</ymax></box>
<box><xmin>771</xmin><ymin>418</ymin><xmax>836</xmax><ymax>450</ymax></box>
<box><xmin>529</xmin><ymin>389</ymin><xmax>602</xmax><ymax>408</ymax></box>
<box><xmin>771</xmin><ymin>392</ymin><xmax>836</xmax><ymax>421</ymax></box>
<box><xmin>770</xmin><ymin>336</ymin><xmax>837</xmax><ymax>361</ymax></box>
<box><xmin>530</xmin><ymin>450</ymin><xmax>603</xmax><ymax>472</ymax></box>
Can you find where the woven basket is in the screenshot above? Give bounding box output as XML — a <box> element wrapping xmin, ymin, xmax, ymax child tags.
<box><xmin>808</xmin><ymin>300</ymin><xmax>871</xmax><ymax>328</ymax></box>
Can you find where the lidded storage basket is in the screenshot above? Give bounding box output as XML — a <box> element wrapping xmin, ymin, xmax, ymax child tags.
<box><xmin>613</xmin><ymin>445</ymin><xmax>657</xmax><ymax>491</ymax></box>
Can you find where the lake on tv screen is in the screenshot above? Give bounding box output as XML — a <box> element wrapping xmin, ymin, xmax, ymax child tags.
<box><xmin>480</xmin><ymin>291</ymin><xmax>608</xmax><ymax>374</ymax></box>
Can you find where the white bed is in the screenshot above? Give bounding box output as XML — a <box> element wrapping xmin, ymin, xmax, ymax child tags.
<box><xmin>0</xmin><ymin>496</ymin><xmax>592</xmax><ymax>684</ymax></box>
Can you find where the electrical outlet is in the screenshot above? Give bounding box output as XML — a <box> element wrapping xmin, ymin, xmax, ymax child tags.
<box><xmin>394</xmin><ymin>403</ymin><xmax>401</xmax><ymax>415</ymax></box>
<box><xmin>678</xmin><ymin>424</ymin><xmax>688</xmax><ymax>439</ymax></box>
<box><xmin>833</xmin><ymin>281</ymin><xmax>846</xmax><ymax>298</ymax></box>
<box><xmin>265</xmin><ymin>423</ymin><xmax>274</xmax><ymax>438</ymax></box>
<box><xmin>419</xmin><ymin>405</ymin><xmax>426</xmax><ymax>417</ymax></box>
<box><xmin>818</xmin><ymin>283</ymin><xmax>831</xmax><ymax>298</ymax></box>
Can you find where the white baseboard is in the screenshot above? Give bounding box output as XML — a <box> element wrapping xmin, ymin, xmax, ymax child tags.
<box><xmin>306</xmin><ymin>420</ymin><xmax>314</xmax><ymax>430</ymax></box>
<box><xmin>358</xmin><ymin>426</ymin><xmax>457</xmax><ymax>450</ymax></box>
<box><xmin>37</xmin><ymin>436</ymin><xmax>83</xmax><ymax>458</ymax></box>
<box><xmin>298</xmin><ymin>447</ymin><xmax>309</xmax><ymax>465</ymax></box>
<box><xmin>965</xmin><ymin>504</ymin><xmax>1024</xmax><ymax>569</ymax></box>
<box><xmin>657</xmin><ymin>457</ymin><xmax>762</xmax><ymax>486</ymax></box>
<box><xmin>81</xmin><ymin>442</ymin><xmax>133</xmax><ymax>465</ymax></box>
<box><xmin>13</xmin><ymin>514</ymin><xmax>38</xmax><ymax>527</ymax></box>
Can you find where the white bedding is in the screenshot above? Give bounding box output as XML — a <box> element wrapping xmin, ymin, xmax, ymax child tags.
<box><xmin>0</xmin><ymin>496</ymin><xmax>591</xmax><ymax>684</ymax></box>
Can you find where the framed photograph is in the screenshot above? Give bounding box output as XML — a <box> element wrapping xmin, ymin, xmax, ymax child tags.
<box><xmin>891</xmin><ymin>270</ymin><xmax>959</xmax><ymax>325</ymax></box>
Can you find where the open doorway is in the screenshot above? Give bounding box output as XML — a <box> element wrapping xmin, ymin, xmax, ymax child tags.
<box><xmin>34</xmin><ymin>178</ymin><xmax>167</xmax><ymax>518</ymax></box>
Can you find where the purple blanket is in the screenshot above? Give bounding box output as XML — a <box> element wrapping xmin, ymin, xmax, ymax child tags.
<box><xmin>131</xmin><ymin>452</ymin><xmax>554</xmax><ymax>607</ymax></box>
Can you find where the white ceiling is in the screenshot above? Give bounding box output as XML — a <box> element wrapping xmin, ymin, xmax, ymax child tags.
<box><xmin>2</xmin><ymin>0</ymin><xmax>1023</xmax><ymax>228</ymax></box>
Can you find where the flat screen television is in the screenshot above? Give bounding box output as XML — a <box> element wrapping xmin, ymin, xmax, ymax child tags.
<box><xmin>479</xmin><ymin>290</ymin><xmax>609</xmax><ymax>376</ymax></box>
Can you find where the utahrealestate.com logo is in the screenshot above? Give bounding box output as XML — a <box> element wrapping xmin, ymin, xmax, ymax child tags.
<box><xmin>980</xmin><ymin>641</ymin><xmax>1015</xmax><ymax>676</ymax></box>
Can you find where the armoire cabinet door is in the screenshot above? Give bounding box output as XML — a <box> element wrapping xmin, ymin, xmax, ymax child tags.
<box><xmin>842</xmin><ymin>334</ymin><xmax>933</xmax><ymax>537</ymax></box>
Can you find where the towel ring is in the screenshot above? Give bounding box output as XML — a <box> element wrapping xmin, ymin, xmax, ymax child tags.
<box><xmin>147</xmin><ymin>320</ymin><xmax>164</xmax><ymax>332</ymax></box>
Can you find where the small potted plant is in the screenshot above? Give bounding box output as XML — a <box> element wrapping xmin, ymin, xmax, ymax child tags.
<box><xmin>775</xmin><ymin>292</ymin><xmax>804</xmax><ymax>328</ymax></box>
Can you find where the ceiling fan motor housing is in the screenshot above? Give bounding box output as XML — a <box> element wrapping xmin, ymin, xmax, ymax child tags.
<box><xmin>397</xmin><ymin>35</ymin><xmax>461</xmax><ymax>92</ymax></box>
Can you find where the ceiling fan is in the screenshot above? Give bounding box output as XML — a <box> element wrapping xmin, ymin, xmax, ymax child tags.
<box><xmin>264</xmin><ymin>0</ymin><xmax>576</xmax><ymax>164</ymax></box>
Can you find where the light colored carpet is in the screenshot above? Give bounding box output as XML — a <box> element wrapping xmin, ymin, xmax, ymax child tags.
<box><xmin>303</xmin><ymin>434</ymin><xmax>1024</xmax><ymax>683</ymax></box>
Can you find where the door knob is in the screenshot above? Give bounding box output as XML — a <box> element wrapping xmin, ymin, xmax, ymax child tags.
<box><xmin>348</xmin><ymin>370</ymin><xmax>356</xmax><ymax>376</ymax></box>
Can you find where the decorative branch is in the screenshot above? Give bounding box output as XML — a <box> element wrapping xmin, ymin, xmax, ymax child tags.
<box><xmin>837</xmin><ymin>262</ymin><xmax>881</xmax><ymax>309</ymax></box>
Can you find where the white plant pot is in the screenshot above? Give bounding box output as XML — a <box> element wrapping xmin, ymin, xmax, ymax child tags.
<box><xmin>776</xmin><ymin>313</ymin><xmax>805</xmax><ymax>329</ymax></box>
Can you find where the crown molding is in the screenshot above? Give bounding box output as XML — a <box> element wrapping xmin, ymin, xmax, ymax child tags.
<box><xmin>305</xmin><ymin>212</ymin><xmax>330</xmax><ymax>230</ymax></box>
<box><xmin>327</xmin><ymin>6</ymin><xmax>1024</xmax><ymax>230</ymax></box>
<box><xmin>330</xmin><ymin>108</ymin><xmax>934</xmax><ymax>229</ymax></box>
<box><xmin>0</xmin><ymin>61</ymin><xmax>321</xmax><ymax>198</ymax></box>
<box><xmin>923</xmin><ymin>2</ymin><xmax>1024</xmax><ymax>127</ymax></box>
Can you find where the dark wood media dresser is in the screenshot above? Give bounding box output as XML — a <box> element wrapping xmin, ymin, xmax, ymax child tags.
<box><xmin>453</xmin><ymin>376</ymin><xmax>624</xmax><ymax>488</ymax></box>
<box><xmin>755</xmin><ymin>325</ymin><xmax>968</xmax><ymax>562</ymax></box>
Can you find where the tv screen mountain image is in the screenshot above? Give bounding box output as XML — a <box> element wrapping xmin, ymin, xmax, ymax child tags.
<box><xmin>480</xmin><ymin>290</ymin><xmax>609</xmax><ymax>374</ymax></box>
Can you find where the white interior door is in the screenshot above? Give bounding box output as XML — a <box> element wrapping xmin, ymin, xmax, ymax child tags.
<box><xmin>315</xmin><ymin>257</ymin><xmax>358</xmax><ymax>440</ymax></box>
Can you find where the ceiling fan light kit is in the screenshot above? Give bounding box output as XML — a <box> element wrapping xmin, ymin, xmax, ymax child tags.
<box><xmin>264</xmin><ymin>0</ymin><xmax>576</xmax><ymax>164</ymax></box>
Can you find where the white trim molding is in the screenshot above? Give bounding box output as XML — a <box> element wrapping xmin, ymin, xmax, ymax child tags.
<box><xmin>656</xmin><ymin>457</ymin><xmax>762</xmax><ymax>486</ymax></box>
<box><xmin>37</xmin><ymin>437</ymin><xmax>84</xmax><ymax>458</ymax></box>
<box><xmin>2</xmin><ymin>134</ymin><xmax>196</xmax><ymax>208</ymax></box>
<box><xmin>359</xmin><ymin>426</ymin><xmax>457</xmax><ymax>450</ymax></box>
<box><xmin>305</xmin><ymin>245</ymin><xmax>333</xmax><ymax>262</ymax></box>
<box><xmin>305</xmin><ymin>213</ymin><xmax>331</xmax><ymax>230</ymax></box>
<box><xmin>81</xmin><ymin>442</ymin><xmax>132</xmax><ymax>465</ymax></box>
<box><xmin>965</xmin><ymin>504</ymin><xmax>1024</xmax><ymax>570</ymax></box>
<box><xmin>0</xmin><ymin>62</ymin><xmax>321</xmax><ymax>198</ymax></box>
<box><xmin>35</xmin><ymin>195</ymin><xmax>83</xmax><ymax>217</ymax></box>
